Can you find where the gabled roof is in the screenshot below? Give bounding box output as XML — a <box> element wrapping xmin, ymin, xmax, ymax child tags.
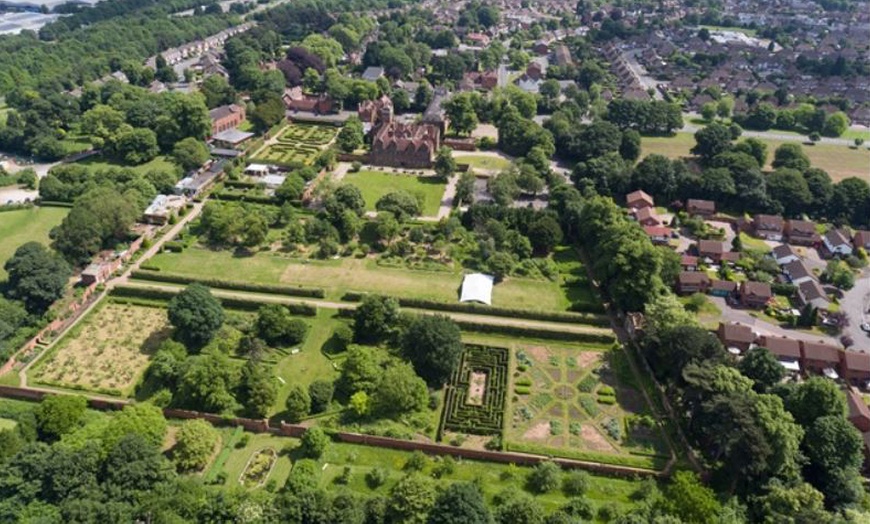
<box><xmin>626</xmin><ymin>189</ymin><xmax>654</xmax><ymax>208</ymax></box>
<box><xmin>679</xmin><ymin>271</ymin><xmax>711</xmax><ymax>285</ymax></box>
<box><xmin>754</xmin><ymin>214</ymin><xmax>784</xmax><ymax>231</ymax></box>
<box><xmin>798</xmin><ymin>280</ymin><xmax>828</xmax><ymax>305</ymax></box>
<box><xmin>783</xmin><ymin>260</ymin><xmax>813</xmax><ymax>281</ymax></box>
<box><xmin>635</xmin><ymin>207</ymin><xmax>659</xmax><ymax>223</ymax></box>
<box><xmin>844</xmin><ymin>352</ymin><xmax>870</xmax><ymax>374</ymax></box>
<box><xmin>686</xmin><ymin>199</ymin><xmax>715</xmax><ymax>213</ymax></box>
<box><xmin>711</xmin><ymin>279</ymin><xmax>737</xmax><ymax>292</ymax></box>
<box><xmin>698</xmin><ymin>240</ymin><xmax>725</xmax><ymax>255</ymax></box>
<box><xmin>741</xmin><ymin>281</ymin><xmax>772</xmax><ymax>298</ymax></box>
<box><xmin>719</xmin><ymin>322</ymin><xmax>754</xmax><ymax>344</ymax></box>
<box><xmin>772</xmin><ymin>244</ymin><xmax>798</xmax><ymax>261</ymax></box>
<box><xmin>681</xmin><ymin>255</ymin><xmax>698</xmax><ymax>266</ymax></box>
<box><xmin>825</xmin><ymin>229</ymin><xmax>851</xmax><ymax>247</ymax></box>
<box><xmin>758</xmin><ymin>336</ymin><xmax>801</xmax><ymax>359</ymax></box>
<box><xmin>643</xmin><ymin>226</ymin><xmax>671</xmax><ymax>237</ymax></box>
<box><xmin>787</xmin><ymin>219</ymin><xmax>816</xmax><ymax>236</ymax></box>
<box><xmin>854</xmin><ymin>230</ymin><xmax>870</xmax><ymax>247</ymax></box>
<box><xmin>801</xmin><ymin>340</ymin><xmax>841</xmax><ymax>363</ymax></box>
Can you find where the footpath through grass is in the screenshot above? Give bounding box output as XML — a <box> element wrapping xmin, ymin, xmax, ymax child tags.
<box><xmin>342</xmin><ymin>170</ymin><xmax>446</xmax><ymax>216</ymax></box>
<box><xmin>0</xmin><ymin>207</ymin><xmax>69</xmax><ymax>279</ymax></box>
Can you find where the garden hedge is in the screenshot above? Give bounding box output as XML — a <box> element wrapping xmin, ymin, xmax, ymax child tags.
<box><xmin>131</xmin><ymin>270</ymin><xmax>326</xmax><ymax>298</ymax></box>
<box><xmin>504</xmin><ymin>441</ymin><xmax>668</xmax><ymax>471</ymax></box>
<box><xmin>211</xmin><ymin>191</ymin><xmax>280</xmax><ymax>205</ymax></box>
<box><xmin>340</xmin><ymin>292</ymin><xmax>609</xmax><ymax>327</ymax></box>
<box><xmin>110</xmin><ymin>285</ymin><xmax>317</xmax><ymax>316</ymax></box>
<box><xmin>449</xmin><ymin>320</ymin><xmax>615</xmax><ymax>344</ymax></box>
<box><xmin>439</xmin><ymin>345</ymin><xmax>509</xmax><ymax>439</ymax></box>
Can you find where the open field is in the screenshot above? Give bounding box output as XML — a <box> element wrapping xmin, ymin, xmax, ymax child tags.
<box><xmin>76</xmin><ymin>154</ymin><xmax>179</xmax><ymax>175</ymax></box>
<box><xmin>0</xmin><ymin>206</ymin><xmax>69</xmax><ymax>280</ymax></box>
<box><xmin>30</xmin><ymin>302</ymin><xmax>171</xmax><ymax>396</ymax></box>
<box><xmin>454</xmin><ymin>153</ymin><xmax>513</xmax><ymax>172</ymax></box>
<box><xmin>148</xmin><ymin>248</ymin><xmax>577</xmax><ymax>311</ymax></box>
<box><xmin>343</xmin><ymin>170</ymin><xmax>446</xmax><ymax>216</ymax></box>
<box><xmin>641</xmin><ymin>132</ymin><xmax>870</xmax><ymax>182</ymax></box>
<box><xmin>504</xmin><ymin>341</ymin><xmax>670</xmax><ymax>470</ymax></box>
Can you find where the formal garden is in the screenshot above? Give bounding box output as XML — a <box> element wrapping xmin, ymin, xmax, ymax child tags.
<box><xmin>440</xmin><ymin>344</ymin><xmax>509</xmax><ymax>438</ymax></box>
<box><xmin>29</xmin><ymin>302</ymin><xmax>172</xmax><ymax>396</ymax></box>
<box><xmin>504</xmin><ymin>343</ymin><xmax>672</xmax><ymax>469</ymax></box>
<box><xmin>251</xmin><ymin>123</ymin><xmax>338</xmax><ymax>166</ymax></box>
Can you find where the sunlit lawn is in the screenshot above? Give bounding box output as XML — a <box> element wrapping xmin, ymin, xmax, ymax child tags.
<box><xmin>0</xmin><ymin>207</ymin><xmax>69</xmax><ymax>279</ymax></box>
<box><xmin>342</xmin><ymin>170</ymin><xmax>446</xmax><ymax>216</ymax></box>
<box><xmin>76</xmin><ymin>154</ymin><xmax>179</xmax><ymax>175</ymax></box>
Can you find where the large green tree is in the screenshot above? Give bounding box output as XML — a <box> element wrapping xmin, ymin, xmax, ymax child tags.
<box><xmin>402</xmin><ymin>314</ymin><xmax>463</xmax><ymax>386</ymax></box>
<box><xmin>173</xmin><ymin>419</ymin><xmax>219</xmax><ymax>472</ymax></box>
<box><xmin>3</xmin><ymin>242</ymin><xmax>71</xmax><ymax>314</ymax></box>
<box><xmin>428</xmin><ymin>482</ymin><xmax>491</xmax><ymax>524</ymax></box>
<box><xmin>35</xmin><ymin>394</ymin><xmax>87</xmax><ymax>440</ymax></box>
<box><xmin>167</xmin><ymin>283</ymin><xmax>225</xmax><ymax>348</ymax></box>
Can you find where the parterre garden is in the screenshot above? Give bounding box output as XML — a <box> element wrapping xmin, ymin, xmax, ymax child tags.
<box><xmin>251</xmin><ymin>124</ymin><xmax>337</xmax><ymax>166</ymax></box>
<box><xmin>29</xmin><ymin>302</ymin><xmax>171</xmax><ymax>396</ymax></box>
<box><xmin>504</xmin><ymin>343</ymin><xmax>671</xmax><ymax>469</ymax></box>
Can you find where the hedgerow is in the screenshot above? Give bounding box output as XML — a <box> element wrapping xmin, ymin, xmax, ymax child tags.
<box><xmin>439</xmin><ymin>345</ymin><xmax>509</xmax><ymax>438</ymax></box>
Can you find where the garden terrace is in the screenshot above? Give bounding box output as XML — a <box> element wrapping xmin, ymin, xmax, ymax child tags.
<box><xmin>440</xmin><ymin>345</ymin><xmax>509</xmax><ymax>437</ymax></box>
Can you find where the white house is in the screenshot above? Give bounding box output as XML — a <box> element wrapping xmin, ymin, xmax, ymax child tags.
<box><xmin>771</xmin><ymin>244</ymin><xmax>799</xmax><ymax>265</ymax></box>
<box><xmin>823</xmin><ymin>229</ymin><xmax>854</xmax><ymax>257</ymax></box>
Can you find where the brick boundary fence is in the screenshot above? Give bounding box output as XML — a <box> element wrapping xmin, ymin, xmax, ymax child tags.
<box><xmin>0</xmin><ymin>385</ymin><xmax>663</xmax><ymax>478</ymax></box>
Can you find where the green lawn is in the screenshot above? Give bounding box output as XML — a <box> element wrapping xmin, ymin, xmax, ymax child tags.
<box><xmin>147</xmin><ymin>248</ymin><xmax>574</xmax><ymax>311</ymax></box>
<box><xmin>215</xmin><ymin>432</ymin><xmax>294</xmax><ymax>488</ymax></box>
<box><xmin>342</xmin><ymin>170</ymin><xmax>446</xmax><ymax>216</ymax></box>
<box><xmin>841</xmin><ymin>128</ymin><xmax>870</xmax><ymax>142</ymax></box>
<box><xmin>76</xmin><ymin>154</ymin><xmax>179</xmax><ymax>175</ymax></box>
<box><xmin>738</xmin><ymin>232</ymin><xmax>772</xmax><ymax>253</ymax></box>
<box><xmin>641</xmin><ymin>133</ymin><xmax>870</xmax><ymax>182</ymax></box>
<box><xmin>0</xmin><ymin>417</ymin><xmax>17</xmax><ymax>431</ymax></box>
<box><xmin>0</xmin><ymin>207</ymin><xmax>69</xmax><ymax>280</ymax></box>
<box><xmin>454</xmin><ymin>153</ymin><xmax>513</xmax><ymax>172</ymax></box>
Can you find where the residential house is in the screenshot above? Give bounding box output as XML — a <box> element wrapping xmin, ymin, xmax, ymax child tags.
<box><xmin>717</xmin><ymin>322</ymin><xmax>755</xmax><ymax>353</ymax></box>
<box><xmin>677</xmin><ymin>271</ymin><xmax>711</xmax><ymax>294</ymax></box>
<box><xmin>369</xmin><ymin>122</ymin><xmax>440</xmax><ymax>168</ymax></box>
<box><xmin>532</xmin><ymin>40</ymin><xmax>550</xmax><ymax>55</ymax></box>
<box><xmin>626</xmin><ymin>190</ymin><xmax>654</xmax><ymax>210</ymax></box>
<box><xmin>853</xmin><ymin>230</ymin><xmax>870</xmax><ymax>251</ymax></box>
<box><xmin>465</xmin><ymin>32</ymin><xmax>491</xmax><ymax>46</ymax></box>
<box><xmin>753</xmin><ymin>214</ymin><xmax>784</xmax><ymax>241</ymax></box>
<box><xmin>526</xmin><ymin>62</ymin><xmax>544</xmax><ymax>80</ymax></box>
<box><xmin>721</xmin><ymin>251</ymin><xmax>742</xmax><ymax>265</ymax></box>
<box><xmin>823</xmin><ymin>229</ymin><xmax>854</xmax><ymax>257</ymax></box>
<box><xmin>686</xmin><ymin>199</ymin><xmax>716</xmax><ymax>217</ymax></box>
<box><xmin>209</xmin><ymin>104</ymin><xmax>245</xmax><ymax>135</ymax></box>
<box><xmin>772</xmin><ymin>244</ymin><xmax>800</xmax><ymax>265</ymax></box>
<box><xmin>711</xmin><ymin>279</ymin><xmax>737</xmax><ymax>297</ymax></box>
<box><xmin>282</xmin><ymin>87</ymin><xmax>335</xmax><ymax>114</ymax></box>
<box><xmin>361</xmin><ymin>66</ymin><xmax>384</xmax><ymax>82</ymax></box>
<box><xmin>757</xmin><ymin>335</ymin><xmax>801</xmax><ymax>373</ymax></box>
<box><xmin>797</xmin><ymin>280</ymin><xmax>830</xmax><ymax>310</ymax></box>
<box><xmin>698</xmin><ymin>240</ymin><xmax>726</xmax><ymax>263</ymax></box>
<box><xmin>422</xmin><ymin>87</ymin><xmax>449</xmax><ymax>135</ymax></box>
<box><xmin>785</xmin><ymin>219</ymin><xmax>818</xmax><ymax>246</ymax></box>
<box><xmin>635</xmin><ymin>207</ymin><xmax>661</xmax><ymax>227</ymax></box>
<box><xmin>80</xmin><ymin>263</ymin><xmax>111</xmax><ymax>286</ymax></box>
<box><xmin>801</xmin><ymin>341</ymin><xmax>842</xmax><ymax>376</ymax></box>
<box><xmin>358</xmin><ymin>95</ymin><xmax>394</xmax><ymax>125</ymax></box>
<box><xmin>681</xmin><ymin>255</ymin><xmax>698</xmax><ymax>271</ymax></box>
<box><xmin>553</xmin><ymin>44</ymin><xmax>573</xmax><ymax>67</ymax></box>
<box><xmin>842</xmin><ymin>352</ymin><xmax>870</xmax><ymax>388</ymax></box>
<box><xmin>644</xmin><ymin>226</ymin><xmax>672</xmax><ymax>245</ymax></box>
<box><xmin>846</xmin><ymin>388</ymin><xmax>870</xmax><ymax>432</ymax></box>
<box><xmin>461</xmin><ymin>71</ymin><xmax>499</xmax><ymax>91</ymax></box>
<box><xmin>739</xmin><ymin>281</ymin><xmax>772</xmax><ymax>308</ymax></box>
<box><xmin>783</xmin><ymin>260</ymin><xmax>814</xmax><ymax>285</ymax></box>
<box><xmin>142</xmin><ymin>194</ymin><xmax>186</xmax><ymax>225</ymax></box>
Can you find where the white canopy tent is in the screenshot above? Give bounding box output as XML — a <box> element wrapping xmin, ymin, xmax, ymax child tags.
<box><xmin>460</xmin><ymin>273</ymin><xmax>495</xmax><ymax>305</ymax></box>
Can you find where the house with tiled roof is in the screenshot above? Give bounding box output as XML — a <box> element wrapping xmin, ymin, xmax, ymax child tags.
<box><xmin>369</xmin><ymin>122</ymin><xmax>440</xmax><ymax>168</ymax></box>
<box><xmin>771</xmin><ymin>244</ymin><xmax>799</xmax><ymax>265</ymax></box>
<box><xmin>797</xmin><ymin>280</ymin><xmax>830</xmax><ymax>311</ymax></box>
<box><xmin>843</xmin><ymin>352</ymin><xmax>870</xmax><ymax>387</ymax></box>
<box><xmin>801</xmin><ymin>340</ymin><xmax>842</xmax><ymax>376</ymax></box>
<box><xmin>783</xmin><ymin>260</ymin><xmax>814</xmax><ymax>285</ymax></box>
<box><xmin>677</xmin><ymin>271</ymin><xmax>711</xmax><ymax>294</ymax></box>
<box><xmin>854</xmin><ymin>230</ymin><xmax>870</xmax><ymax>251</ymax></box>
<box><xmin>753</xmin><ymin>214</ymin><xmax>784</xmax><ymax>241</ymax></box>
<box><xmin>823</xmin><ymin>229</ymin><xmax>854</xmax><ymax>257</ymax></box>
<box><xmin>626</xmin><ymin>190</ymin><xmax>654</xmax><ymax>210</ymax></box>
<box><xmin>686</xmin><ymin>199</ymin><xmax>715</xmax><ymax>217</ymax></box>
<box><xmin>739</xmin><ymin>281</ymin><xmax>772</xmax><ymax>308</ymax></box>
<box><xmin>717</xmin><ymin>322</ymin><xmax>755</xmax><ymax>352</ymax></box>
<box><xmin>209</xmin><ymin>104</ymin><xmax>245</xmax><ymax>135</ymax></box>
<box><xmin>785</xmin><ymin>219</ymin><xmax>818</xmax><ymax>246</ymax></box>
<box><xmin>757</xmin><ymin>335</ymin><xmax>801</xmax><ymax>373</ymax></box>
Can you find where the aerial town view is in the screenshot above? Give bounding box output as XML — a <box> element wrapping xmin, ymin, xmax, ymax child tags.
<box><xmin>0</xmin><ymin>0</ymin><xmax>868</xmax><ymax>520</ymax></box>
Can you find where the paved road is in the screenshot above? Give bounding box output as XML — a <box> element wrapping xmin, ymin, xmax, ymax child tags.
<box><xmin>708</xmin><ymin>296</ymin><xmax>840</xmax><ymax>346</ymax></box>
<box><xmin>840</xmin><ymin>268</ymin><xmax>870</xmax><ymax>352</ymax></box>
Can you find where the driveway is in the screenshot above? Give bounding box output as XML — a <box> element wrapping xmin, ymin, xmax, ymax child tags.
<box><xmin>709</xmin><ymin>296</ymin><xmax>840</xmax><ymax>346</ymax></box>
<box><xmin>840</xmin><ymin>268</ymin><xmax>870</xmax><ymax>352</ymax></box>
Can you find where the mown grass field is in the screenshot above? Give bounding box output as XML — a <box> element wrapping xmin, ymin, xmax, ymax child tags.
<box><xmin>343</xmin><ymin>170</ymin><xmax>446</xmax><ymax>216</ymax></box>
<box><xmin>641</xmin><ymin>132</ymin><xmax>870</xmax><ymax>182</ymax></box>
<box><xmin>454</xmin><ymin>153</ymin><xmax>513</xmax><ymax>173</ymax></box>
<box><xmin>0</xmin><ymin>206</ymin><xmax>69</xmax><ymax>280</ymax></box>
<box><xmin>76</xmin><ymin>154</ymin><xmax>179</xmax><ymax>175</ymax></box>
<box><xmin>147</xmin><ymin>248</ymin><xmax>577</xmax><ymax>311</ymax></box>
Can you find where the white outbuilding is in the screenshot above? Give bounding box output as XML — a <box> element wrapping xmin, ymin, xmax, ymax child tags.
<box><xmin>460</xmin><ymin>273</ymin><xmax>495</xmax><ymax>305</ymax></box>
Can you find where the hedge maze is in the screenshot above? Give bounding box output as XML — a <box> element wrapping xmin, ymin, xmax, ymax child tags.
<box><xmin>253</xmin><ymin>124</ymin><xmax>337</xmax><ymax>166</ymax></box>
<box><xmin>440</xmin><ymin>345</ymin><xmax>509</xmax><ymax>437</ymax></box>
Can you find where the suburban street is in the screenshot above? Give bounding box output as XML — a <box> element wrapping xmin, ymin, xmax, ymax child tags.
<box><xmin>841</xmin><ymin>268</ymin><xmax>870</xmax><ymax>351</ymax></box>
<box><xmin>708</xmin><ymin>295</ymin><xmax>841</xmax><ymax>346</ymax></box>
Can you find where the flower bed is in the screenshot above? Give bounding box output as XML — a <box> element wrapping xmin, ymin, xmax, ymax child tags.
<box><xmin>239</xmin><ymin>448</ymin><xmax>278</xmax><ymax>488</ymax></box>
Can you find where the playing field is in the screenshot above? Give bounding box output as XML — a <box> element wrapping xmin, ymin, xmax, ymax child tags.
<box><xmin>147</xmin><ymin>248</ymin><xmax>575</xmax><ymax>311</ymax></box>
<box><xmin>342</xmin><ymin>170</ymin><xmax>446</xmax><ymax>216</ymax></box>
<box><xmin>641</xmin><ymin>133</ymin><xmax>870</xmax><ymax>182</ymax></box>
<box><xmin>30</xmin><ymin>302</ymin><xmax>171</xmax><ymax>396</ymax></box>
<box><xmin>0</xmin><ymin>206</ymin><xmax>69</xmax><ymax>280</ymax></box>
